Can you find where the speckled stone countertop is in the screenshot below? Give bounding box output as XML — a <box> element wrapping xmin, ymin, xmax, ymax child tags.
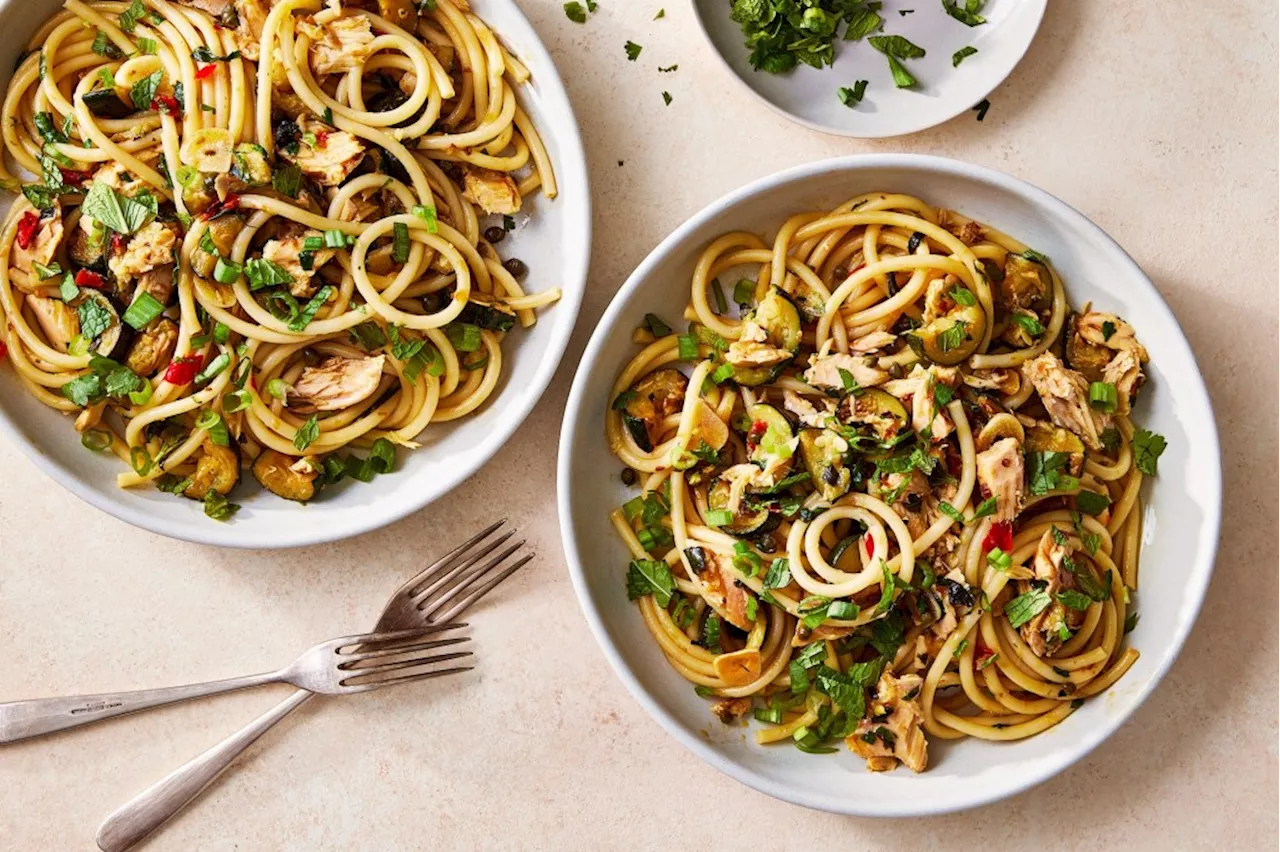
<box><xmin>1</xmin><ymin>1</ymin><xmax>1276</xmax><ymax>849</ymax></box>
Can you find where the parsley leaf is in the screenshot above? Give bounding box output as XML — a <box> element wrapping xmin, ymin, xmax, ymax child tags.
<box><xmin>624</xmin><ymin>41</ymin><xmax>642</xmax><ymax>61</ymax></box>
<box><xmin>1132</xmin><ymin>429</ymin><xmax>1167</xmax><ymax>476</ymax></box>
<box><xmin>952</xmin><ymin>45</ymin><xmax>978</xmax><ymax>66</ymax></box>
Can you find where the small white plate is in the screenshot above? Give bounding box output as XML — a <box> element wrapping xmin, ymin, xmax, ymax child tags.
<box><xmin>0</xmin><ymin>0</ymin><xmax>590</xmax><ymax>548</ymax></box>
<box><xmin>692</xmin><ymin>0</ymin><xmax>1046</xmax><ymax>138</ymax></box>
<box><xmin>558</xmin><ymin>154</ymin><xmax>1221</xmax><ymax>815</ymax></box>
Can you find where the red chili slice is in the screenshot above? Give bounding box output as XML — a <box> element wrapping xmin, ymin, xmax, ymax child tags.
<box><xmin>864</xmin><ymin>536</ymin><xmax>875</xmax><ymax>560</ymax></box>
<box><xmin>164</xmin><ymin>355</ymin><xmax>203</xmax><ymax>386</ymax></box>
<box><xmin>110</xmin><ymin>232</ymin><xmax>126</xmax><ymax>255</ymax></box>
<box><xmin>316</xmin><ymin>130</ymin><xmax>329</xmax><ymax>147</ymax></box>
<box><xmin>200</xmin><ymin>193</ymin><xmax>240</xmax><ymax>221</ymax></box>
<box><xmin>15</xmin><ymin>212</ymin><xmax>39</xmax><ymax>250</ymax></box>
<box><xmin>150</xmin><ymin>94</ymin><xmax>183</xmax><ymax>117</ymax></box>
<box><xmin>0</xmin><ymin>340</ymin><xmax>8</xmax><ymax>360</ymax></box>
<box><xmin>194</xmin><ymin>63</ymin><xmax>217</xmax><ymax>80</ymax></box>
<box><xmin>74</xmin><ymin>269</ymin><xmax>107</xmax><ymax>289</ymax></box>
<box><xmin>983</xmin><ymin>521</ymin><xmax>1013</xmax><ymax>554</ymax></box>
<box><xmin>58</xmin><ymin>167</ymin><xmax>92</xmax><ymax>186</ymax></box>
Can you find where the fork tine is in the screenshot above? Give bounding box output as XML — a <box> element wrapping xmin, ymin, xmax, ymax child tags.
<box><xmin>418</xmin><ymin>540</ymin><xmax>524</xmax><ymax>619</ymax></box>
<box><xmin>338</xmin><ymin>636</ymin><xmax>471</xmax><ymax>667</ymax></box>
<box><xmin>389</xmin><ymin>519</ymin><xmax>507</xmax><ymax>602</ymax></box>
<box><xmin>339</xmin><ymin>666</ymin><xmax>474</xmax><ymax>694</ymax></box>
<box><xmin>339</xmin><ymin>651</ymin><xmax>474</xmax><ymax>683</ymax></box>
<box><xmin>336</xmin><ymin>624</ymin><xmax>465</xmax><ymax>650</ymax></box>
<box><xmin>409</xmin><ymin>530</ymin><xmax>516</xmax><ymax>604</ymax></box>
<box><xmin>429</xmin><ymin>553</ymin><xmax>531</xmax><ymax>624</ymax></box>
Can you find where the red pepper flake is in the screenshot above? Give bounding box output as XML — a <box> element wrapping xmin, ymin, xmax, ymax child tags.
<box><xmin>975</xmin><ymin>639</ymin><xmax>995</xmax><ymax>668</ymax></box>
<box><xmin>15</xmin><ymin>212</ymin><xmax>39</xmax><ymax>250</ymax></box>
<box><xmin>163</xmin><ymin>355</ymin><xmax>203</xmax><ymax>386</ymax></box>
<box><xmin>316</xmin><ymin>130</ymin><xmax>329</xmax><ymax>147</ymax></box>
<box><xmin>200</xmin><ymin>193</ymin><xmax>240</xmax><ymax>221</ymax></box>
<box><xmin>74</xmin><ymin>269</ymin><xmax>107</xmax><ymax>289</ymax></box>
<box><xmin>110</xmin><ymin>232</ymin><xmax>126</xmax><ymax>255</ymax></box>
<box><xmin>983</xmin><ymin>521</ymin><xmax>1013</xmax><ymax>555</ymax></box>
<box><xmin>194</xmin><ymin>63</ymin><xmax>217</xmax><ymax>81</ymax></box>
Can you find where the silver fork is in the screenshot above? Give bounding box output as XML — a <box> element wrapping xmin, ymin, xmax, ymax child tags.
<box><xmin>0</xmin><ymin>627</ymin><xmax>470</xmax><ymax>745</ymax></box>
<box><xmin>96</xmin><ymin>520</ymin><xmax>530</xmax><ymax>852</ymax></box>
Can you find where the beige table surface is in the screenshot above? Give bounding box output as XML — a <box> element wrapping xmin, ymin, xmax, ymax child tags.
<box><xmin>2</xmin><ymin>1</ymin><xmax>1277</xmax><ymax>849</ymax></box>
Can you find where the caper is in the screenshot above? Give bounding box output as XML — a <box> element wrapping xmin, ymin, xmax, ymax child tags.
<box><xmin>503</xmin><ymin>257</ymin><xmax>527</xmax><ymax>278</ymax></box>
<box><xmin>620</xmin><ymin>467</ymin><xmax>637</xmax><ymax>486</ymax></box>
<box><xmin>483</xmin><ymin>225</ymin><xmax>505</xmax><ymax>244</ymax></box>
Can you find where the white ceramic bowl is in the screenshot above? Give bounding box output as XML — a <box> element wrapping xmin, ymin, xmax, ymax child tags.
<box><xmin>0</xmin><ymin>0</ymin><xmax>590</xmax><ymax>548</ymax></box>
<box><xmin>692</xmin><ymin>0</ymin><xmax>1046</xmax><ymax>138</ymax></box>
<box><xmin>558</xmin><ymin>154</ymin><xmax>1221</xmax><ymax>816</ymax></box>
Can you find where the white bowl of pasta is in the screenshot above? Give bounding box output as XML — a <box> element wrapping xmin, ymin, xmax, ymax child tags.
<box><xmin>558</xmin><ymin>154</ymin><xmax>1220</xmax><ymax>815</ymax></box>
<box><xmin>0</xmin><ymin>0</ymin><xmax>588</xmax><ymax>547</ymax></box>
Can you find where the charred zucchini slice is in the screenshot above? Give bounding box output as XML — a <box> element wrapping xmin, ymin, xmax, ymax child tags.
<box><xmin>707</xmin><ymin>478</ymin><xmax>771</xmax><ymax>536</ymax></box>
<box><xmin>621</xmin><ymin>368</ymin><xmax>688</xmax><ymax>452</ymax></box>
<box><xmin>253</xmin><ymin>449</ymin><xmax>318</xmax><ymax>502</ymax></box>
<box><xmin>1000</xmin><ymin>254</ymin><xmax>1051</xmax><ymax>313</ymax></box>
<box><xmin>732</xmin><ymin>288</ymin><xmax>802</xmax><ymax>387</ymax></box>
<box><xmin>798</xmin><ymin>428</ymin><xmax>850</xmax><ymax>501</ymax></box>
<box><xmin>745</xmin><ymin>403</ymin><xmax>794</xmax><ymax>476</ymax></box>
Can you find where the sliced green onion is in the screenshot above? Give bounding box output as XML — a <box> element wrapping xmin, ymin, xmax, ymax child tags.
<box><xmin>129</xmin><ymin>446</ymin><xmax>153</xmax><ymax>475</ymax></box>
<box><xmin>643</xmin><ymin>313</ymin><xmax>671</xmax><ymax>337</ymax></box>
<box><xmin>321</xmin><ymin>455</ymin><xmax>347</xmax><ymax>484</ymax></box>
<box><xmin>265</xmin><ymin>377</ymin><xmax>288</xmax><ymax>399</ymax></box>
<box><xmin>733</xmin><ymin>279</ymin><xmax>756</xmax><ymax>308</ymax></box>
<box><xmin>987</xmin><ymin>546</ymin><xmax>1012</xmax><ymax>572</ymax></box>
<box><xmin>368</xmin><ymin>437</ymin><xmax>395</xmax><ymax>474</ymax></box>
<box><xmin>411</xmin><ymin>204</ymin><xmax>438</xmax><ymax>233</ymax></box>
<box><xmin>222</xmin><ymin>388</ymin><xmax>252</xmax><ymax>413</ymax></box>
<box><xmin>32</xmin><ymin>261</ymin><xmax>61</xmax><ymax>279</ymax></box>
<box><xmin>128</xmin><ymin>381</ymin><xmax>153</xmax><ymax>406</ymax></box>
<box><xmin>122</xmin><ymin>291</ymin><xmax>164</xmax><ymax>330</ymax></box>
<box><xmin>827</xmin><ymin>600</ymin><xmax>858</xmax><ymax>620</ymax></box>
<box><xmin>1088</xmin><ymin>381</ymin><xmax>1117</xmax><ymax>412</ymax></box>
<box><xmin>213</xmin><ymin>322</ymin><xmax>230</xmax><ymax>344</ymax></box>
<box><xmin>302</xmin><ymin>236</ymin><xmax>325</xmax><ymax>252</ymax></box>
<box><xmin>293</xmin><ymin>414</ymin><xmax>319</xmax><ymax>451</ymax></box>
<box><xmin>345</xmin><ymin>453</ymin><xmax>377</xmax><ymax>482</ymax></box>
<box><xmin>323</xmin><ymin>229</ymin><xmax>347</xmax><ymax>248</ymax></box>
<box><xmin>710</xmin><ymin>279</ymin><xmax>727</xmax><ymax>314</ymax></box>
<box><xmin>193</xmin><ymin>352</ymin><xmax>230</xmax><ymax>384</ymax></box>
<box><xmin>710</xmin><ymin>362</ymin><xmax>735</xmax><ymax>384</ymax></box>
<box><xmin>704</xmin><ymin>508</ymin><xmax>734</xmax><ymax>527</ymax></box>
<box><xmin>213</xmin><ymin>257</ymin><xmax>242</xmax><ymax>284</ymax></box>
<box><xmin>622</xmin><ymin>494</ymin><xmax>645</xmax><ymax>521</ymax></box>
<box><xmin>195</xmin><ymin>409</ymin><xmax>229</xmax><ymax>446</ymax></box>
<box><xmin>677</xmin><ymin>333</ymin><xmax>698</xmax><ymax>360</ymax></box>
<box><xmin>177</xmin><ymin>165</ymin><xmax>201</xmax><ymax>188</ymax></box>
<box><xmin>67</xmin><ymin>335</ymin><xmax>90</xmax><ymax>356</ymax></box>
<box><xmin>80</xmin><ymin>428</ymin><xmax>112</xmax><ymax>451</ymax></box>
<box><xmin>392</xmin><ymin>221</ymin><xmax>410</xmax><ymax>264</ymax></box>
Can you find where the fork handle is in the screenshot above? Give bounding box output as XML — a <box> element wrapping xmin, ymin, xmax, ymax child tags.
<box><xmin>97</xmin><ymin>689</ymin><xmax>314</xmax><ymax>852</ymax></box>
<box><xmin>0</xmin><ymin>671</ymin><xmax>281</xmax><ymax>744</ymax></box>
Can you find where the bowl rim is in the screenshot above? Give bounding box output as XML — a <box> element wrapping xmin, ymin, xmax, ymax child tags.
<box><xmin>556</xmin><ymin>152</ymin><xmax>1222</xmax><ymax>816</ymax></box>
<box><xmin>689</xmin><ymin>0</ymin><xmax>1048</xmax><ymax>140</ymax></box>
<box><xmin>0</xmin><ymin>0</ymin><xmax>591</xmax><ymax>549</ymax></box>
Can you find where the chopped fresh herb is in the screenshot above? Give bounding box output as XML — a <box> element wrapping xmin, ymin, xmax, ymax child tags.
<box><xmin>392</xmin><ymin>221</ymin><xmax>410</xmax><ymax>264</ymax></box>
<box><xmin>971</xmin><ymin>495</ymin><xmax>998</xmax><ymax>520</ymax></box>
<box><xmin>700</xmin><ymin>612</ymin><xmax>722</xmax><ymax>653</ymax></box>
<box><xmin>119</xmin><ymin>0</ymin><xmax>148</xmax><ymax>34</ymax></box>
<box><xmin>272</xmin><ymin>164</ymin><xmax>302</xmax><ymax>198</ymax></box>
<box><xmin>563</xmin><ymin>2</ymin><xmax>587</xmax><ymax>23</ymax></box>
<box><xmin>950</xmin><ymin>286</ymin><xmax>977</xmax><ymax>306</ymax></box>
<box><xmin>243</xmin><ymin>258</ymin><xmax>293</xmax><ymax>290</ymax></box>
<box><xmin>203</xmin><ymin>489</ymin><xmax>239</xmax><ymax>521</ymax></box>
<box><xmin>1075</xmin><ymin>490</ymin><xmax>1110</xmax><ymax>516</ymax></box>
<box><xmin>1011</xmin><ymin>312</ymin><xmax>1045</xmax><ymax>337</ymax></box>
<box><xmin>624</xmin><ymin>41</ymin><xmax>642</xmax><ymax>61</ymax></box>
<box><xmin>1005</xmin><ymin>587</ymin><xmax>1051</xmax><ymax>629</ymax></box>
<box><xmin>1101</xmin><ymin>320</ymin><xmax>1117</xmax><ymax>341</ymax></box>
<box><xmin>873</xmin><ymin>560</ymin><xmax>895</xmax><ymax>615</ymax></box>
<box><xmin>933</xmin><ymin>381</ymin><xmax>955</xmax><ymax>407</ymax></box>
<box><xmin>710</xmin><ymin>279</ymin><xmax>727</xmax><ymax>314</ymax></box>
<box><xmin>288</xmin><ymin>286</ymin><xmax>333</xmax><ymax>332</ymax></box>
<box><xmin>838</xmin><ymin>79</ymin><xmax>868</xmax><ymax>106</ymax></box>
<box><xmin>1132</xmin><ymin>429</ymin><xmax>1166</xmax><ymax>476</ymax></box>
<box><xmin>77</xmin><ymin>298</ymin><xmax>112</xmax><ymax>343</ymax></box>
<box><xmin>658</xmin><ymin>63</ymin><xmax>677</xmax><ymax>72</ymax></box>
<box><xmin>1123</xmin><ymin>611</ymin><xmax>1140</xmax><ymax>634</ymax></box>
<box><xmin>973</xmin><ymin>98</ymin><xmax>990</xmax><ymax>121</ymax></box>
<box><xmin>942</xmin><ymin>0</ymin><xmax>986</xmax><ymax>26</ymax></box>
<box><xmin>868</xmin><ymin>35</ymin><xmax>926</xmax><ymax>58</ymax></box>
<box><xmin>130</xmin><ymin>70</ymin><xmax>164</xmax><ymax>111</ymax></box>
<box><xmin>661</xmin><ymin>91</ymin><xmax>672</xmax><ymax>105</ymax></box>
<box><xmin>293</xmin><ymin>414</ymin><xmax>320</xmax><ymax>450</ymax></box>
<box><xmin>1100</xmin><ymin>426</ymin><xmax>1121</xmax><ymax>453</ymax></box>
<box><xmin>92</xmin><ymin>30</ymin><xmax>124</xmax><ymax>60</ymax></box>
<box><xmin>837</xmin><ymin>368</ymin><xmax>859</xmax><ymax>394</ymax></box>
<box><xmin>1056</xmin><ymin>589</ymin><xmax>1093</xmax><ymax>612</ymax></box>
<box><xmin>763</xmin><ymin>558</ymin><xmax>791</xmax><ymax>590</ymax></box>
<box><xmin>845</xmin><ymin>5</ymin><xmax>884</xmax><ymax>42</ymax></box>
<box><xmin>411</xmin><ymin>204</ymin><xmax>439</xmax><ymax>233</ymax></box>
<box><xmin>937</xmin><ymin>501</ymin><xmax>964</xmax><ymax>524</ymax></box>
<box><xmin>1021</xmin><ymin>247</ymin><xmax>1049</xmax><ymax>263</ymax></box>
<box><xmin>936</xmin><ymin>319</ymin><xmax>969</xmax><ymax>352</ymax></box>
<box><xmin>655</xmin><ymin>8</ymin><xmax>665</xmax><ymax>19</ymax></box>
<box><xmin>80</xmin><ymin>181</ymin><xmax>155</xmax><ymax>235</ymax></box>
<box><xmin>1026</xmin><ymin>451</ymin><xmax>1079</xmax><ymax>495</ymax></box>
<box><xmin>952</xmin><ymin>45</ymin><xmax>978</xmax><ymax>66</ymax></box>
